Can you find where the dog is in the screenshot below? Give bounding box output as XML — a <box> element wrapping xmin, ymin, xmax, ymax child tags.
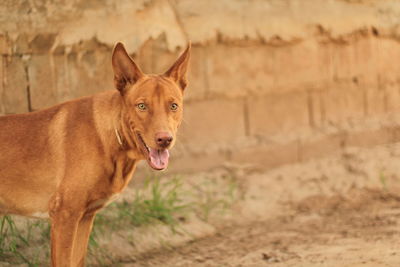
<box><xmin>0</xmin><ymin>42</ymin><xmax>190</xmax><ymax>266</ymax></box>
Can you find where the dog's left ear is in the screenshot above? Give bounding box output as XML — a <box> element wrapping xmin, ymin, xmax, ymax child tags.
<box><xmin>164</xmin><ymin>43</ymin><xmax>191</xmax><ymax>90</ymax></box>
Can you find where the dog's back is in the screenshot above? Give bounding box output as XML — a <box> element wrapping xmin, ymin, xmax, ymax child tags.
<box><xmin>0</xmin><ymin>95</ymin><xmax>104</xmax><ymax>217</ymax></box>
<box><xmin>0</xmin><ymin>107</ymin><xmax>59</xmax><ymax>215</ymax></box>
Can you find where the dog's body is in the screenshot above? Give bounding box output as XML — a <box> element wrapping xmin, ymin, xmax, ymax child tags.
<box><xmin>0</xmin><ymin>43</ymin><xmax>190</xmax><ymax>266</ymax></box>
<box><xmin>0</xmin><ymin>90</ymin><xmax>134</xmax><ymax>218</ymax></box>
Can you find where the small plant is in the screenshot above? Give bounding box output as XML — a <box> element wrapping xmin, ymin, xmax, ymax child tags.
<box><xmin>87</xmin><ymin>176</ymin><xmax>189</xmax><ymax>265</ymax></box>
<box><xmin>191</xmin><ymin>176</ymin><xmax>239</xmax><ymax>222</ymax></box>
<box><xmin>379</xmin><ymin>171</ymin><xmax>388</xmax><ymax>192</ymax></box>
<box><xmin>105</xmin><ymin>176</ymin><xmax>188</xmax><ymax>228</ymax></box>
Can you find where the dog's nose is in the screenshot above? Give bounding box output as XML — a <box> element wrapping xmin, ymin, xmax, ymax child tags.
<box><xmin>155</xmin><ymin>132</ymin><xmax>173</xmax><ymax>148</ymax></box>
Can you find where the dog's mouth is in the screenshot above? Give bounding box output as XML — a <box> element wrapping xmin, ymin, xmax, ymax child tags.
<box><xmin>136</xmin><ymin>132</ymin><xmax>169</xmax><ymax>171</ymax></box>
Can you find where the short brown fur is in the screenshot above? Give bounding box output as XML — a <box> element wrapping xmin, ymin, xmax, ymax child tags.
<box><xmin>0</xmin><ymin>42</ymin><xmax>190</xmax><ymax>267</ymax></box>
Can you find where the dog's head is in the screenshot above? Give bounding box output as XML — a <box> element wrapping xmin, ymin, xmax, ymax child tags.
<box><xmin>111</xmin><ymin>42</ymin><xmax>190</xmax><ymax>171</ymax></box>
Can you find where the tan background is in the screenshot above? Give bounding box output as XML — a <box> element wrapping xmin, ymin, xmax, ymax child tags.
<box><xmin>2</xmin><ymin>0</ymin><xmax>400</xmax><ymax>173</ymax></box>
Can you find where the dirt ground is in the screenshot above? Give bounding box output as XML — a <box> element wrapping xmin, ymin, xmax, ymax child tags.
<box><xmin>128</xmin><ymin>188</ymin><xmax>400</xmax><ymax>267</ymax></box>
<box><xmin>122</xmin><ymin>143</ymin><xmax>400</xmax><ymax>267</ymax></box>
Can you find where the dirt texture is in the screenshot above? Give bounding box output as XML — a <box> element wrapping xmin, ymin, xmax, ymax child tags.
<box><xmin>122</xmin><ymin>143</ymin><xmax>400</xmax><ymax>266</ymax></box>
<box><xmin>128</xmin><ymin>189</ymin><xmax>400</xmax><ymax>267</ymax></box>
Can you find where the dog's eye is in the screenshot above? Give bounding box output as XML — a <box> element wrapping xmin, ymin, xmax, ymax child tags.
<box><xmin>137</xmin><ymin>103</ymin><xmax>147</xmax><ymax>111</ymax></box>
<box><xmin>170</xmin><ymin>103</ymin><xmax>179</xmax><ymax>111</ymax></box>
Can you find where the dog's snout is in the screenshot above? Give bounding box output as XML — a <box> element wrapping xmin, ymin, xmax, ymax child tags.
<box><xmin>155</xmin><ymin>132</ymin><xmax>173</xmax><ymax>148</ymax></box>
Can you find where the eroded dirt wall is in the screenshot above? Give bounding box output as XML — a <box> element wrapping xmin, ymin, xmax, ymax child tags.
<box><xmin>2</xmin><ymin>0</ymin><xmax>400</xmax><ymax>172</ymax></box>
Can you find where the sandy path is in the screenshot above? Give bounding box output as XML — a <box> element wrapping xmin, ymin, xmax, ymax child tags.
<box><xmin>119</xmin><ymin>144</ymin><xmax>400</xmax><ymax>267</ymax></box>
<box><xmin>124</xmin><ymin>187</ymin><xmax>400</xmax><ymax>266</ymax></box>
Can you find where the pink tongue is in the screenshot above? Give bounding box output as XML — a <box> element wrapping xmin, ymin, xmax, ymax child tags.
<box><xmin>149</xmin><ymin>148</ymin><xmax>169</xmax><ymax>170</ymax></box>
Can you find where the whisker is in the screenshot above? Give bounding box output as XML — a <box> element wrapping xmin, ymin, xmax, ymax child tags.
<box><xmin>181</xmin><ymin>117</ymin><xmax>189</xmax><ymax>126</ymax></box>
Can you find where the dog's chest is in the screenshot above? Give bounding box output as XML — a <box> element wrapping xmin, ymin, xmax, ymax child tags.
<box><xmin>86</xmin><ymin>158</ymin><xmax>136</xmax><ymax>212</ymax></box>
<box><xmin>87</xmin><ymin>193</ymin><xmax>121</xmax><ymax>211</ymax></box>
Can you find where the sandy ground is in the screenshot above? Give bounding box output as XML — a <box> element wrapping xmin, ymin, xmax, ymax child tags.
<box><xmin>121</xmin><ymin>143</ymin><xmax>400</xmax><ymax>267</ymax></box>
<box><xmin>128</xmin><ymin>188</ymin><xmax>400</xmax><ymax>267</ymax></box>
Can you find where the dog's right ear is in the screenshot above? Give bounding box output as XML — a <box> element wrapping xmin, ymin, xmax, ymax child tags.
<box><xmin>112</xmin><ymin>42</ymin><xmax>144</xmax><ymax>94</ymax></box>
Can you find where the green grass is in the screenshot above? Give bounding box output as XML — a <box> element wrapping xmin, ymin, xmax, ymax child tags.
<box><xmin>0</xmin><ymin>175</ymin><xmax>239</xmax><ymax>265</ymax></box>
<box><xmin>91</xmin><ymin>177</ymin><xmax>188</xmax><ymax>235</ymax></box>
<box><xmin>87</xmin><ymin>176</ymin><xmax>191</xmax><ymax>265</ymax></box>
<box><xmin>0</xmin><ymin>215</ymin><xmax>48</xmax><ymax>266</ymax></box>
<box><xmin>191</xmin><ymin>175</ymin><xmax>239</xmax><ymax>222</ymax></box>
<box><xmin>116</xmin><ymin>177</ymin><xmax>188</xmax><ymax>226</ymax></box>
<box><xmin>379</xmin><ymin>171</ymin><xmax>388</xmax><ymax>192</ymax></box>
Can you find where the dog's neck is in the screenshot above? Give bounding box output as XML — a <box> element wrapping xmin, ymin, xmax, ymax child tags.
<box><xmin>91</xmin><ymin>90</ymin><xmax>142</xmax><ymax>161</ymax></box>
<box><xmin>111</xmin><ymin>93</ymin><xmax>144</xmax><ymax>160</ymax></box>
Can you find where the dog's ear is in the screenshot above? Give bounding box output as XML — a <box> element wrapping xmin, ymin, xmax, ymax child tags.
<box><xmin>164</xmin><ymin>43</ymin><xmax>191</xmax><ymax>90</ymax></box>
<box><xmin>112</xmin><ymin>42</ymin><xmax>144</xmax><ymax>94</ymax></box>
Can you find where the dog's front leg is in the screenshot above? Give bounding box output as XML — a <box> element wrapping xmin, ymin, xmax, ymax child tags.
<box><xmin>71</xmin><ymin>212</ymin><xmax>96</xmax><ymax>267</ymax></box>
<box><xmin>50</xmin><ymin>209</ymin><xmax>82</xmax><ymax>267</ymax></box>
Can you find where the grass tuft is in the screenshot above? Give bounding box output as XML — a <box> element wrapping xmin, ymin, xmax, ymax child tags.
<box><xmin>0</xmin><ymin>215</ymin><xmax>48</xmax><ymax>266</ymax></box>
<box><xmin>121</xmin><ymin>177</ymin><xmax>188</xmax><ymax>226</ymax></box>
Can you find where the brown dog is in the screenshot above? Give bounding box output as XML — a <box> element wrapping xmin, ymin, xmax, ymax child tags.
<box><xmin>0</xmin><ymin>42</ymin><xmax>190</xmax><ymax>266</ymax></box>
